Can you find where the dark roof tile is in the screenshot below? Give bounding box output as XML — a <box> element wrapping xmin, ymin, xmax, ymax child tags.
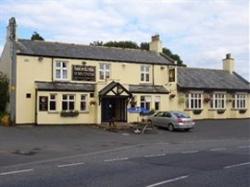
<box><xmin>177</xmin><ymin>67</ymin><xmax>250</xmax><ymax>91</ymax></box>
<box><xmin>16</xmin><ymin>39</ymin><xmax>173</xmax><ymax>65</ymax></box>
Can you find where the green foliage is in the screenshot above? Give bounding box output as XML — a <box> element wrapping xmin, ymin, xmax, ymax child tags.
<box><xmin>104</xmin><ymin>41</ymin><xmax>139</xmax><ymax>49</ymax></box>
<box><xmin>90</xmin><ymin>41</ymin><xmax>103</xmax><ymax>46</ymax></box>
<box><xmin>0</xmin><ymin>72</ymin><xmax>9</xmax><ymax>113</ymax></box>
<box><xmin>140</xmin><ymin>42</ymin><xmax>149</xmax><ymax>50</ymax></box>
<box><xmin>31</xmin><ymin>32</ymin><xmax>44</xmax><ymax>41</ymax></box>
<box><xmin>90</xmin><ymin>40</ymin><xmax>184</xmax><ymax>65</ymax></box>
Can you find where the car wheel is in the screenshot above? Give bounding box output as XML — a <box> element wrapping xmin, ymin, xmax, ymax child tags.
<box><xmin>168</xmin><ymin>124</ymin><xmax>174</xmax><ymax>132</ymax></box>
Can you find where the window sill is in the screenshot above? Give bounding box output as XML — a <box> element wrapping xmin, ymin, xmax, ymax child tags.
<box><xmin>231</xmin><ymin>108</ymin><xmax>247</xmax><ymax>111</ymax></box>
<box><xmin>184</xmin><ymin>109</ymin><xmax>203</xmax><ymax>111</ymax></box>
<box><xmin>79</xmin><ymin>111</ymin><xmax>89</xmax><ymax>114</ymax></box>
<box><xmin>208</xmin><ymin>109</ymin><xmax>226</xmax><ymax>111</ymax></box>
<box><xmin>48</xmin><ymin>111</ymin><xmax>59</xmax><ymax>114</ymax></box>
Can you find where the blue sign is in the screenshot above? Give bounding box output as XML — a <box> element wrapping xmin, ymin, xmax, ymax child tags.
<box><xmin>128</xmin><ymin>107</ymin><xmax>150</xmax><ymax>114</ymax></box>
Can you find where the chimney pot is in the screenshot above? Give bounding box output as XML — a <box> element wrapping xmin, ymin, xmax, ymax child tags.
<box><xmin>226</xmin><ymin>53</ymin><xmax>231</xmax><ymax>59</ymax></box>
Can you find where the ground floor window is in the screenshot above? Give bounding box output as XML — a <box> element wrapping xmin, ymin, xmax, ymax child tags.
<box><xmin>80</xmin><ymin>94</ymin><xmax>87</xmax><ymax>111</ymax></box>
<box><xmin>233</xmin><ymin>93</ymin><xmax>247</xmax><ymax>109</ymax></box>
<box><xmin>154</xmin><ymin>96</ymin><xmax>160</xmax><ymax>110</ymax></box>
<box><xmin>39</xmin><ymin>96</ymin><xmax>48</xmax><ymax>111</ymax></box>
<box><xmin>140</xmin><ymin>96</ymin><xmax>151</xmax><ymax>110</ymax></box>
<box><xmin>211</xmin><ymin>93</ymin><xmax>226</xmax><ymax>109</ymax></box>
<box><xmin>49</xmin><ymin>94</ymin><xmax>57</xmax><ymax>111</ymax></box>
<box><xmin>62</xmin><ymin>94</ymin><xmax>75</xmax><ymax>111</ymax></box>
<box><xmin>186</xmin><ymin>92</ymin><xmax>203</xmax><ymax>109</ymax></box>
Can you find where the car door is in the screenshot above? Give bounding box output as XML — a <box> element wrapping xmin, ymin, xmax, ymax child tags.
<box><xmin>161</xmin><ymin>112</ymin><xmax>172</xmax><ymax>127</ymax></box>
<box><xmin>152</xmin><ymin>112</ymin><xmax>165</xmax><ymax>127</ymax></box>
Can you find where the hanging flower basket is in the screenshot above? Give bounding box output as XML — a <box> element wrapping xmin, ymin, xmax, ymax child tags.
<box><xmin>130</xmin><ymin>100</ymin><xmax>137</xmax><ymax>107</ymax></box>
<box><xmin>61</xmin><ymin>111</ymin><xmax>79</xmax><ymax>117</ymax></box>
<box><xmin>204</xmin><ymin>97</ymin><xmax>211</xmax><ymax>103</ymax></box>
<box><xmin>193</xmin><ymin>110</ymin><xmax>202</xmax><ymax>115</ymax></box>
<box><xmin>239</xmin><ymin>109</ymin><xmax>247</xmax><ymax>114</ymax></box>
<box><xmin>217</xmin><ymin>109</ymin><xmax>226</xmax><ymax>114</ymax></box>
<box><xmin>170</xmin><ymin>94</ymin><xmax>176</xmax><ymax>99</ymax></box>
<box><xmin>90</xmin><ymin>101</ymin><xmax>96</xmax><ymax>106</ymax></box>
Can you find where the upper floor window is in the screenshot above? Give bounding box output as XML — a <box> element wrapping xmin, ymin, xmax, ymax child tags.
<box><xmin>99</xmin><ymin>63</ymin><xmax>110</xmax><ymax>80</ymax></box>
<box><xmin>233</xmin><ymin>93</ymin><xmax>247</xmax><ymax>109</ymax></box>
<box><xmin>49</xmin><ymin>94</ymin><xmax>57</xmax><ymax>112</ymax></box>
<box><xmin>62</xmin><ymin>94</ymin><xmax>75</xmax><ymax>111</ymax></box>
<box><xmin>141</xmin><ymin>65</ymin><xmax>150</xmax><ymax>82</ymax></box>
<box><xmin>168</xmin><ymin>68</ymin><xmax>175</xmax><ymax>82</ymax></box>
<box><xmin>186</xmin><ymin>92</ymin><xmax>203</xmax><ymax>110</ymax></box>
<box><xmin>55</xmin><ymin>61</ymin><xmax>68</xmax><ymax>80</ymax></box>
<box><xmin>141</xmin><ymin>96</ymin><xmax>151</xmax><ymax>111</ymax></box>
<box><xmin>211</xmin><ymin>93</ymin><xmax>226</xmax><ymax>109</ymax></box>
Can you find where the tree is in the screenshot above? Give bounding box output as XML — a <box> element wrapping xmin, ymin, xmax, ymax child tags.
<box><xmin>140</xmin><ymin>42</ymin><xmax>149</xmax><ymax>50</ymax></box>
<box><xmin>90</xmin><ymin>41</ymin><xmax>103</xmax><ymax>46</ymax></box>
<box><xmin>0</xmin><ymin>72</ymin><xmax>9</xmax><ymax>113</ymax></box>
<box><xmin>103</xmin><ymin>41</ymin><xmax>139</xmax><ymax>49</ymax></box>
<box><xmin>89</xmin><ymin>40</ymin><xmax>184</xmax><ymax>65</ymax></box>
<box><xmin>31</xmin><ymin>32</ymin><xmax>44</xmax><ymax>41</ymax></box>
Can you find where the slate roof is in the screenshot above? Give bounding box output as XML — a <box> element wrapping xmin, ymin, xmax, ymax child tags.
<box><xmin>177</xmin><ymin>67</ymin><xmax>250</xmax><ymax>92</ymax></box>
<box><xmin>36</xmin><ymin>81</ymin><xmax>95</xmax><ymax>92</ymax></box>
<box><xmin>129</xmin><ymin>84</ymin><xmax>169</xmax><ymax>94</ymax></box>
<box><xmin>15</xmin><ymin>39</ymin><xmax>174</xmax><ymax>65</ymax></box>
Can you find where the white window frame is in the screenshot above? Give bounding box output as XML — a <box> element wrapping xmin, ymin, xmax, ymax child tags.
<box><xmin>154</xmin><ymin>96</ymin><xmax>160</xmax><ymax>111</ymax></box>
<box><xmin>55</xmin><ymin>61</ymin><xmax>68</xmax><ymax>81</ymax></box>
<box><xmin>62</xmin><ymin>94</ymin><xmax>75</xmax><ymax>111</ymax></box>
<box><xmin>140</xmin><ymin>96</ymin><xmax>151</xmax><ymax>110</ymax></box>
<box><xmin>233</xmin><ymin>93</ymin><xmax>247</xmax><ymax>109</ymax></box>
<box><xmin>186</xmin><ymin>92</ymin><xmax>203</xmax><ymax>110</ymax></box>
<box><xmin>48</xmin><ymin>94</ymin><xmax>57</xmax><ymax>112</ymax></box>
<box><xmin>80</xmin><ymin>94</ymin><xmax>88</xmax><ymax>112</ymax></box>
<box><xmin>99</xmin><ymin>63</ymin><xmax>111</xmax><ymax>80</ymax></box>
<box><xmin>140</xmin><ymin>65</ymin><xmax>150</xmax><ymax>82</ymax></box>
<box><xmin>211</xmin><ymin>92</ymin><xmax>226</xmax><ymax>109</ymax></box>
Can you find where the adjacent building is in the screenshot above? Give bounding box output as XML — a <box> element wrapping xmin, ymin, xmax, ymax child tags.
<box><xmin>0</xmin><ymin>18</ymin><xmax>249</xmax><ymax>125</ymax></box>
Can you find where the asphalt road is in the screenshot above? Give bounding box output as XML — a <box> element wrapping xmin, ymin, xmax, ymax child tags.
<box><xmin>0</xmin><ymin>119</ymin><xmax>249</xmax><ymax>187</ymax></box>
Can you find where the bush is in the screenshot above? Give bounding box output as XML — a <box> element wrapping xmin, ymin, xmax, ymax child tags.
<box><xmin>0</xmin><ymin>72</ymin><xmax>9</xmax><ymax>113</ymax></box>
<box><xmin>0</xmin><ymin>113</ymin><xmax>11</xmax><ymax>127</ymax></box>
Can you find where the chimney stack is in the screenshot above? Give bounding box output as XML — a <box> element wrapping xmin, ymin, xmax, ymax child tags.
<box><xmin>7</xmin><ymin>17</ymin><xmax>16</xmax><ymax>41</ymax></box>
<box><xmin>223</xmin><ymin>53</ymin><xmax>235</xmax><ymax>74</ymax></box>
<box><xmin>149</xmin><ymin>34</ymin><xmax>162</xmax><ymax>53</ymax></box>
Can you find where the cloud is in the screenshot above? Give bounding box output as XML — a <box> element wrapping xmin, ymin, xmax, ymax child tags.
<box><xmin>0</xmin><ymin>0</ymin><xmax>249</xmax><ymax>79</ymax></box>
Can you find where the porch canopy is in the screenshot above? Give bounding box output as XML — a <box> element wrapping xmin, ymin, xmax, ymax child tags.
<box><xmin>99</xmin><ymin>81</ymin><xmax>132</xmax><ymax>102</ymax></box>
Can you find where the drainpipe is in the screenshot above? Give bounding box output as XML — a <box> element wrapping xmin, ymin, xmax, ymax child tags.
<box><xmin>152</xmin><ymin>64</ymin><xmax>155</xmax><ymax>86</ymax></box>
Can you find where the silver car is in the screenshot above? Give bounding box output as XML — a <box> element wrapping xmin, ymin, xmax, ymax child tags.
<box><xmin>148</xmin><ymin>111</ymin><xmax>195</xmax><ymax>131</ymax></box>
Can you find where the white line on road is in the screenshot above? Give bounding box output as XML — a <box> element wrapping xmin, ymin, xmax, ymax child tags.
<box><xmin>0</xmin><ymin>169</ymin><xmax>34</xmax><ymax>176</ymax></box>
<box><xmin>224</xmin><ymin>162</ymin><xmax>250</xmax><ymax>169</ymax></box>
<box><xmin>144</xmin><ymin>153</ymin><xmax>166</xmax><ymax>158</ymax></box>
<box><xmin>146</xmin><ymin>175</ymin><xmax>189</xmax><ymax>187</ymax></box>
<box><xmin>104</xmin><ymin>157</ymin><xmax>128</xmax><ymax>162</ymax></box>
<box><xmin>238</xmin><ymin>145</ymin><xmax>250</xmax><ymax>149</ymax></box>
<box><xmin>57</xmin><ymin>162</ymin><xmax>85</xmax><ymax>168</ymax></box>
<box><xmin>210</xmin><ymin>147</ymin><xmax>226</xmax><ymax>151</ymax></box>
<box><xmin>2</xmin><ymin>142</ymin><xmax>170</xmax><ymax>170</ymax></box>
<box><xmin>181</xmin><ymin>150</ymin><xmax>199</xmax><ymax>154</ymax></box>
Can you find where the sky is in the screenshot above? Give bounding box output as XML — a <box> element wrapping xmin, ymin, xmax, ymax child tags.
<box><xmin>0</xmin><ymin>0</ymin><xmax>249</xmax><ymax>80</ymax></box>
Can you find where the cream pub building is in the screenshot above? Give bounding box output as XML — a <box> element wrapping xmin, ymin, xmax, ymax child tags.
<box><xmin>0</xmin><ymin>18</ymin><xmax>249</xmax><ymax>125</ymax></box>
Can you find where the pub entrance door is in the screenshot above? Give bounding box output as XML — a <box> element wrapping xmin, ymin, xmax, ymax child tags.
<box><xmin>101</xmin><ymin>96</ymin><xmax>127</xmax><ymax>122</ymax></box>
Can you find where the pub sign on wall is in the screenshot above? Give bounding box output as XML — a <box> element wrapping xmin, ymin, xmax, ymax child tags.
<box><xmin>72</xmin><ymin>65</ymin><xmax>96</xmax><ymax>81</ymax></box>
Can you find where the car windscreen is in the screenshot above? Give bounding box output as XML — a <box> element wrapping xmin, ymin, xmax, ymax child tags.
<box><xmin>173</xmin><ymin>112</ymin><xmax>190</xmax><ymax>118</ymax></box>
